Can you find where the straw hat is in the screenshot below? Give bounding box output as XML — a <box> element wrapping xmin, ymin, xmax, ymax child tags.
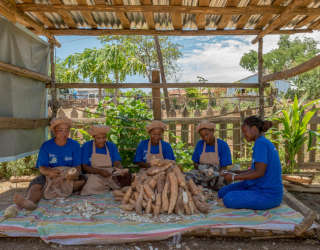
<box><xmin>146</xmin><ymin>120</ymin><xmax>167</xmax><ymax>133</ymax></box>
<box><xmin>196</xmin><ymin>121</ymin><xmax>215</xmax><ymax>133</ymax></box>
<box><xmin>88</xmin><ymin>125</ymin><xmax>111</xmax><ymax>136</ymax></box>
<box><xmin>50</xmin><ymin>117</ymin><xmax>72</xmax><ymax>131</ymax></box>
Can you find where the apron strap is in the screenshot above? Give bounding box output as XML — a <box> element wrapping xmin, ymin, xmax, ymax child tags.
<box><xmin>147</xmin><ymin>140</ymin><xmax>151</xmax><ymax>154</ymax></box>
<box><xmin>105</xmin><ymin>142</ymin><xmax>110</xmax><ymax>158</ymax></box>
<box><xmin>159</xmin><ymin>140</ymin><xmax>163</xmax><ymax>156</ymax></box>
<box><xmin>93</xmin><ymin>141</ymin><xmax>96</xmax><ymax>154</ymax></box>
<box><xmin>202</xmin><ymin>141</ymin><xmax>206</xmax><ymax>153</ymax></box>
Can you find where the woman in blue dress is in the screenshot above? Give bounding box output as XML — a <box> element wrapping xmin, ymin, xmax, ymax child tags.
<box><xmin>219</xmin><ymin>116</ymin><xmax>283</xmax><ymax>210</ymax></box>
<box><xmin>134</xmin><ymin>120</ymin><xmax>175</xmax><ymax>168</ymax></box>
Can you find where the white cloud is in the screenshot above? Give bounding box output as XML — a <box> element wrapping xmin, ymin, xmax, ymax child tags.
<box><xmin>176</xmin><ymin>31</ymin><xmax>320</xmax><ymax>83</ymax></box>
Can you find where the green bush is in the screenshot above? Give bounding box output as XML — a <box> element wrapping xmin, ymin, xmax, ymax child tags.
<box><xmin>0</xmin><ymin>155</ymin><xmax>39</xmax><ymax>179</ymax></box>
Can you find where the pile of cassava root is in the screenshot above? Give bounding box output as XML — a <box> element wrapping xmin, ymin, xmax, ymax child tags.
<box><xmin>112</xmin><ymin>159</ymin><xmax>211</xmax><ymax>216</ymax></box>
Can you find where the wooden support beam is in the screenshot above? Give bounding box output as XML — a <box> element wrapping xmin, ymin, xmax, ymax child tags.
<box><xmin>76</xmin><ymin>0</ymin><xmax>97</xmax><ymax>28</ymax></box>
<box><xmin>49</xmin><ymin>82</ymin><xmax>264</xmax><ymax>89</ymax></box>
<box><xmin>50</xmin><ymin>42</ymin><xmax>58</xmax><ymax>119</ymax></box>
<box><xmin>258</xmin><ymin>38</ymin><xmax>264</xmax><ymax>119</ymax></box>
<box><xmin>114</xmin><ymin>0</ymin><xmax>130</xmax><ymax>29</ymax></box>
<box><xmin>308</xmin><ymin>18</ymin><xmax>320</xmax><ymax>29</ymax></box>
<box><xmin>50</xmin><ymin>0</ymin><xmax>77</xmax><ymax>28</ymax></box>
<box><xmin>0</xmin><ymin>0</ymin><xmax>60</xmax><ymax>47</ymax></box>
<box><xmin>262</xmin><ymin>54</ymin><xmax>320</xmax><ymax>82</ymax></box>
<box><xmin>196</xmin><ymin>0</ymin><xmax>209</xmax><ymax>30</ymax></box>
<box><xmin>236</xmin><ymin>0</ymin><xmax>260</xmax><ymax>29</ymax></box>
<box><xmin>0</xmin><ymin>61</ymin><xmax>51</xmax><ymax>83</ymax></box>
<box><xmin>0</xmin><ymin>117</ymin><xmax>49</xmax><ymax>129</ymax></box>
<box><xmin>22</xmin><ymin>0</ymin><xmax>54</xmax><ymax>28</ymax></box>
<box><xmin>141</xmin><ymin>0</ymin><xmax>154</xmax><ymax>29</ymax></box>
<box><xmin>171</xmin><ymin>0</ymin><xmax>183</xmax><ymax>30</ymax></box>
<box><xmin>294</xmin><ymin>15</ymin><xmax>318</xmax><ymax>29</ymax></box>
<box><xmin>217</xmin><ymin>0</ymin><xmax>238</xmax><ymax>29</ymax></box>
<box><xmin>43</xmin><ymin>28</ymin><xmax>313</xmax><ymax>36</ymax></box>
<box><xmin>152</xmin><ymin>71</ymin><xmax>161</xmax><ymax>120</ymax></box>
<box><xmin>283</xmin><ymin>188</ymin><xmax>317</xmax><ymax>236</ymax></box>
<box><xmin>255</xmin><ymin>0</ymin><xmax>287</xmax><ymax>30</ymax></box>
<box><xmin>252</xmin><ymin>0</ymin><xmax>313</xmax><ymax>44</ymax></box>
<box><xmin>17</xmin><ymin>4</ymin><xmax>320</xmax><ymax>16</ymax></box>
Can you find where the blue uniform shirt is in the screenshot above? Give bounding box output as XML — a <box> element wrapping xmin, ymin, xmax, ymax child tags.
<box><xmin>245</xmin><ymin>136</ymin><xmax>283</xmax><ymax>195</ymax></box>
<box><xmin>36</xmin><ymin>138</ymin><xmax>81</xmax><ymax>168</ymax></box>
<box><xmin>134</xmin><ymin>139</ymin><xmax>175</xmax><ymax>163</ymax></box>
<box><xmin>81</xmin><ymin>140</ymin><xmax>121</xmax><ymax>167</ymax></box>
<box><xmin>192</xmin><ymin>139</ymin><xmax>232</xmax><ymax>167</ymax></box>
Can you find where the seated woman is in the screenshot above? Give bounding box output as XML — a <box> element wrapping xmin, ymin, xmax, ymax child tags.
<box><xmin>188</xmin><ymin>121</ymin><xmax>232</xmax><ymax>189</ymax></box>
<box><xmin>134</xmin><ymin>120</ymin><xmax>175</xmax><ymax>168</ymax></box>
<box><xmin>219</xmin><ymin>116</ymin><xmax>283</xmax><ymax>210</ymax></box>
<box><xmin>14</xmin><ymin>118</ymin><xmax>85</xmax><ymax>210</ymax></box>
<box><xmin>81</xmin><ymin>125</ymin><xmax>130</xmax><ymax>195</ymax></box>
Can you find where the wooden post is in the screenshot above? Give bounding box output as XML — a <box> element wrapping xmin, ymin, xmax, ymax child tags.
<box><xmin>181</xmin><ymin>105</ymin><xmax>189</xmax><ymax>144</ymax></box>
<box><xmin>233</xmin><ymin>120</ymin><xmax>240</xmax><ymax>159</ymax></box>
<box><xmin>154</xmin><ymin>36</ymin><xmax>170</xmax><ymax>117</ymax></box>
<box><xmin>152</xmin><ymin>70</ymin><xmax>161</xmax><ymax>120</ymax></box>
<box><xmin>240</xmin><ymin>110</ymin><xmax>245</xmax><ymax>158</ymax></box>
<box><xmin>258</xmin><ymin>38</ymin><xmax>264</xmax><ymax>119</ymax></box>
<box><xmin>219</xmin><ymin>108</ymin><xmax>227</xmax><ymax>140</ymax></box>
<box><xmin>50</xmin><ymin>41</ymin><xmax>58</xmax><ymax>118</ymax></box>
<box><xmin>169</xmin><ymin>106</ymin><xmax>176</xmax><ymax>144</ymax></box>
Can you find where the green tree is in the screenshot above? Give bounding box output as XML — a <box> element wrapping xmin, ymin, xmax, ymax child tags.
<box><xmin>239</xmin><ymin>35</ymin><xmax>320</xmax><ymax>99</ymax></box>
<box><xmin>61</xmin><ymin>41</ymin><xmax>146</xmax><ymax>100</ymax></box>
<box><xmin>98</xmin><ymin>36</ymin><xmax>183</xmax><ymax>82</ymax></box>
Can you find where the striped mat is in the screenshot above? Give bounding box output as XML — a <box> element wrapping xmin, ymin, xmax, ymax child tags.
<box><xmin>0</xmin><ymin>193</ymin><xmax>305</xmax><ymax>245</ymax></box>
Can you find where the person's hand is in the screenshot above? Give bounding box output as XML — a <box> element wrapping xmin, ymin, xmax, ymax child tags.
<box><xmin>221</xmin><ymin>172</ymin><xmax>233</xmax><ymax>182</ymax></box>
<box><xmin>99</xmin><ymin>169</ymin><xmax>111</xmax><ymax>178</ymax></box>
<box><xmin>113</xmin><ymin>168</ymin><xmax>129</xmax><ymax>176</ymax></box>
<box><xmin>47</xmin><ymin>168</ymin><xmax>61</xmax><ymax>178</ymax></box>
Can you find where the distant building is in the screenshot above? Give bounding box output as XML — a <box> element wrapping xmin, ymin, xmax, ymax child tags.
<box><xmin>227</xmin><ymin>73</ymin><xmax>291</xmax><ymax>96</ymax></box>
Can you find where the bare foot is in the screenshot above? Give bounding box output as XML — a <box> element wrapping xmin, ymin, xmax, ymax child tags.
<box><xmin>13</xmin><ymin>194</ymin><xmax>37</xmax><ymax>211</ymax></box>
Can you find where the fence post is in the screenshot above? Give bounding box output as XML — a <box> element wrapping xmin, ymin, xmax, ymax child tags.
<box><xmin>219</xmin><ymin>108</ymin><xmax>227</xmax><ymax>140</ymax></box>
<box><xmin>206</xmin><ymin>103</ymin><xmax>214</xmax><ymax>116</ymax></box>
<box><xmin>240</xmin><ymin>110</ymin><xmax>245</xmax><ymax>158</ymax></box>
<box><xmin>152</xmin><ymin>70</ymin><xmax>161</xmax><ymax>120</ymax></box>
<box><xmin>193</xmin><ymin>107</ymin><xmax>201</xmax><ymax>144</ymax></box>
<box><xmin>169</xmin><ymin>106</ymin><xmax>176</xmax><ymax>144</ymax></box>
<box><xmin>181</xmin><ymin>105</ymin><xmax>189</xmax><ymax>144</ymax></box>
<box><xmin>233</xmin><ymin>119</ymin><xmax>240</xmax><ymax>160</ymax></box>
<box><xmin>71</xmin><ymin>107</ymin><xmax>78</xmax><ymax>118</ymax></box>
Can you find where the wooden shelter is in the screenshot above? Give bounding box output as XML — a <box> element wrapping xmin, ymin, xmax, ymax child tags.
<box><xmin>0</xmin><ymin>0</ymin><xmax>319</xmax><ymax>120</ymax></box>
<box><xmin>0</xmin><ymin>0</ymin><xmax>320</xmax><ymax>240</ymax></box>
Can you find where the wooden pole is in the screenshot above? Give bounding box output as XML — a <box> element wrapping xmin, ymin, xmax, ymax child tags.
<box><xmin>154</xmin><ymin>36</ymin><xmax>170</xmax><ymax>118</ymax></box>
<box><xmin>262</xmin><ymin>54</ymin><xmax>320</xmax><ymax>83</ymax></box>
<box><xmin>0</xmin><ymin>61</ymin><xmax>51</xmax><ymax>83</ymax></box>
<box><xmin>181</xmin><ymin>106</ymin><xmax>189</xmax><ymax>144</ymax></box>
<box><xmin>50</xmin><ymin>82</ymin><xmax>264</xmax><ymax>89</ymax></box>
<box><xmin>258</xmin><ymin>38</ymin><xmax>264</xmax><ymax>119</ymax></box>
<box><xmin>50</xmin><ymin>42</ymin><xmax>58</xmax><ymax>118</ymax></box>
<box><xmin>41</xmin><ymin>28</ymin><xmax>312</xmax><ymax>37</ymax></box>
<box><xmin>152</xmin><ymin>70</ymin><xmax>161</xmax><ymax>120</ymax></box>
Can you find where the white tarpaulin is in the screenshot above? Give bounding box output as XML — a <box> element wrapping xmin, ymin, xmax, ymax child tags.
<box><xmin>0</xmin><ymin>17</ymin><xmax>49</xmax><ymax>162</ymax></box>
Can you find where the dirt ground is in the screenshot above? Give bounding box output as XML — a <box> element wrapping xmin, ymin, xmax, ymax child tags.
<box><xmin>0</xmin><ymin>180</ymin><xmax>319</xmax><ymax>250</ymax></box>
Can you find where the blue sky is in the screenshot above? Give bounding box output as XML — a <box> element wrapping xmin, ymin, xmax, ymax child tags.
<box><xmin>55</xmin><ymin>32</ymin><xmax>320</xmax><ymax>84</ymax></box>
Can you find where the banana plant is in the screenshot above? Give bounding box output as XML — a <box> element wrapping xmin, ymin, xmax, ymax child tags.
<box><xmin>273</xmin><ymin>96</ymin><xmax>319</xmax><ymax>173</ymax></box>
